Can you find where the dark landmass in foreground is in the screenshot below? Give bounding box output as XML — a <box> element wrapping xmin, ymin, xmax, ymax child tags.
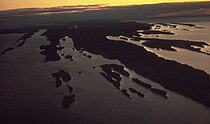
<box><xmin>0</xmin><ymin>20</ymin><xmax>210</xmax><ymax>107</ymax></box>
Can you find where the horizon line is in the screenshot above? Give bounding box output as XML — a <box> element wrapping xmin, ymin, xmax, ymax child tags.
<box><xmin>1</xmin><ymin>1</ymin><xmax>210</xmax><ymax>11</ymax></box>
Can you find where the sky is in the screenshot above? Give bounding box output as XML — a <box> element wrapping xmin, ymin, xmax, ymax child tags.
<box><xmin>0</xmin><ymin>0</ymin><xmax>209</xmax><ymax>10</ymax></box>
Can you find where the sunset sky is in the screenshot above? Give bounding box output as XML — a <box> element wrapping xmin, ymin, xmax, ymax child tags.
<box><xmin>0</xmin><ymin>0</ymin><xmax>209</xmax><ymax>10</ymax></box>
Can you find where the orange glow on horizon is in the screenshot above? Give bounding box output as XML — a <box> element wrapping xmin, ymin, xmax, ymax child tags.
<box><xmin>0</xmin><ymin>0</ymin><xmax>210</xmax><ymax>10</ymax></box>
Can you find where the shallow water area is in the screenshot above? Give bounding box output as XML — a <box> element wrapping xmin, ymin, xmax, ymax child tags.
<box><xmin>0</xmin><ymin>21</ymin><xmax>210</xmax><ymax>124</ymax></box>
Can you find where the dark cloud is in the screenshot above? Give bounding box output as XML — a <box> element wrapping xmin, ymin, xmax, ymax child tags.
<box><xmin>1</xmin><ymin>2</ymin><xmax>210</xmax><ymax>18</ymax></box>
<box><xmin>0</xmin><ymin>4</ymin><xmax>107</xmax><ymax>17</ymax></box>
